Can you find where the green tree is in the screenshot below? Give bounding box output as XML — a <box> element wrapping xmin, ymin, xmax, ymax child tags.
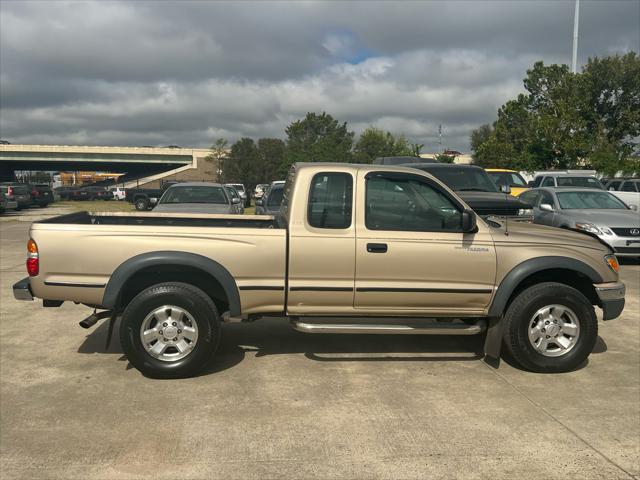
<box><xmin>410</xmin><ymin>143</ymin><xmax>424</xmax><ymax>156</ymax></box>
<box><xmin>257</xmin><ymin>138</ymin><xmax>286</xmax><ymax>182</ymax></box>
<box><xmin>283</xmin><ymin>112</ymin><xmax>354</xmax><ymax>170</ymax></box>
<box><xmin>434</xmin><ymin>153</ymin><xmax>455</xmax><ymax>164</ymax></box>
<box><xmin>472</xmin><ymin>54</ymin><xmax>640</xmax><ymax>173</ymax></box>
<box><xmin>205</xmin><ymin>138</ymin><xmax>228</xmax><ymax>182</ymax></box>
<box><xmin>353</xmin><ymin>127</ymin><xmax>413</xmax><ymax>163</ymax></box>
<box><xmin>470</xmin><ymin>124</ymin><xmax>493</xmax><ymax>157</ymax></box>
<box><xmin>225</xmin><ymin>137</ymin><xmax>260</xmax><ymax>187</ymax></box>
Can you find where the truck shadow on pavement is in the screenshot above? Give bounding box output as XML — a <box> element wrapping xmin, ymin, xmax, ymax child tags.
<box><xmin>77</xmin><ymin>316</ymin><xmax>608</xmax><ymax>376</ymax></box>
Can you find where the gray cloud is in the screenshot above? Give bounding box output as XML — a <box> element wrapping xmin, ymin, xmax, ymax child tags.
<box><xmin>1</xmin><ymin>0</ymin><xmax>638</xmax><ymax>152</ymax></box>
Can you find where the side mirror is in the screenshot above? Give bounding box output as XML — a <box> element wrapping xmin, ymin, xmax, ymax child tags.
<box><xmin>255</xmin><ymin>199</ymin><xmax>263</xmax><ymax>207</ymax></box>
<box><xmin>499</xmin><ymin>184</ymin><xmax>511</xmax><ymax>194</ymax></box>
<box><xmin>231</xmin><ymin>197</ymin><xmax>240</xmax><ymax>204</ymax></box>
<box><xmin>539</xmin><ymin>203</ymin><xmax>554</xmax><ymax>212</ymax></box>
<box><xmin>462</xmin><ymin>209</ymin><xmax>477</xmax><ymax>233</ymax></box>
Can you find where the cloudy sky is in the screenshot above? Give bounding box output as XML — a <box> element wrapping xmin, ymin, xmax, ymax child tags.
<box><xmin>1</xmin><ymin>0</ymin><xmax>638</xmax><ymax>152</ymax></box>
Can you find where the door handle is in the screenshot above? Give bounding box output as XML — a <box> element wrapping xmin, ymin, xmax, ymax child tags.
<box><xmin>367</xmin><ymin>243</ymin><xmax>388</xmax><ymax>253</ymax></box>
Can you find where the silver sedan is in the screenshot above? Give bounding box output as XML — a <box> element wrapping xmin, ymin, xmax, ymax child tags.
<box><xmin>154</xmin><ymin>182</ymin><xmax>241</xmax><ymax>214</ymax></box>
<box><xmin>519</xmin><ymin>187</ymin><xmax>640</xmax><ymax>257</ymax></box>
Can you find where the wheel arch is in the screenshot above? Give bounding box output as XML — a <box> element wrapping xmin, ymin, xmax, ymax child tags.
<box><xmin>102</xmin><ymin>251</ymin><xmax>241</xmax><ymax>316</ymax></box>
<box><xmin>488</xmin><ymin>256</ymin><xmax>603</xmax><ymax>317</ymax></box>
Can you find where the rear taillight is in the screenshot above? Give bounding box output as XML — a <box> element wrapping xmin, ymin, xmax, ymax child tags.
<box><xmin>26</xmin><ymin>239</ymin><xmax>39</xmax><ymax>276</ymax></box>
<box><xmin>7</xmin><ymin>186</ymin><xmax>13</xmax><ymax>196</ymax></box>
<box><xmin>31</xmin><ymin>189</ymin><xmax>39</xmax><ymax>197</ymax></box>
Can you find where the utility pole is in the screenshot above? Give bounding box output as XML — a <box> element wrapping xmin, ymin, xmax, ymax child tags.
<box><xmin>438</xmin><ymin>124</ymin><xmax>443</xmax><ymax>151</ymax></box>
<box><xmin>572</xmin><ymin>0</ymin><xmax>580</xmax><ymax>73</ymax></box>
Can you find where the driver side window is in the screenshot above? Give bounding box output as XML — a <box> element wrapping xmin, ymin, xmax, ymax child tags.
<box><xmin>365</xmin><ymin>175</ymin><xmax>462</xmax><ymax>232</ymax></box>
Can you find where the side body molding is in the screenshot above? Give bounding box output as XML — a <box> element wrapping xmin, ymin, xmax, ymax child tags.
<box><xmin>487</xmin><ymin>256</ymin><xmax>603</xmax><ymax>317</ymax></box>
<box><xmin>102</xmin><ymin>251</ymin><xmax>242</xmax><ymax>315</ymax></box>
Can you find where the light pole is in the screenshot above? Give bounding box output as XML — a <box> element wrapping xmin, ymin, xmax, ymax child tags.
<box><xmin>572</xmin><ymin>0</ymin><xmax>580</xmax><ymax>73</ymax></box>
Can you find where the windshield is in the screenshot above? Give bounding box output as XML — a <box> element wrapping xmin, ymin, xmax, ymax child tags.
<box><xmin>556</xmin><ymin>191</ymin><xmax>628</xmax><ymax>210</ymax></box>
<box><xmin>160</xmin><ymin>186</ymin><xmax>229</xmax><ymax>204</ymax></box>
<box><xmin>487</xmin><ymin>171</ymin><xmax>527</xmax><ymax>188</ymax></box>
<box><xmin>424</xmin><ymin>168</ymin><xmax>498</xmax><ymax>192</ymax></box>
<box><xmin>555</xmin><ymin>177</ymin><xmax>604</xmax><ymax>189</ymax></box>
<box><xmin>267</xmin><ymin>186</ymin><xmax>284</xmax><ymax>207</ymax></box>
<box><xmin>228</xmin><ymin>184</ymin><xmax>244</xmax><ymax>192</ymax></box>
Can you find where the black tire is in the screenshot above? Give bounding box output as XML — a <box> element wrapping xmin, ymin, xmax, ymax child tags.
<box><xmin>135</xmin><ymin>197</ymin><xmax>149</xmax><ymax>211</ymax></box>
<box><xmin>120</xmin><ymin>282</ymin><xmax>221</xmax><ymax>378</ymax></box>
<box><xmin>502</xmin><ymin>282</ymin><xmax>597</xmax><ymax>373</ymax></box>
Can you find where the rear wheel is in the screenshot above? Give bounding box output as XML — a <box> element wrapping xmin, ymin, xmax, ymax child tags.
<box><xmin>120</xmin><ymin>282</ymin><xmax>221</xmax><ymax>378</ymax></box>
<box><xmin>502</xmin><ymin>282</ymin><xmax>597</xmax><ymax>373</ymax></box>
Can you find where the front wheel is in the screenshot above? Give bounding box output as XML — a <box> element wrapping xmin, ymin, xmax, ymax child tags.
<box><xmin>135</xmin><ymin>197</ymin><xmax>149</xmax><ymax>210</ymax></box>
<box><xmin>502</xmin><ymin>282</ymin><xmax>597</xmax><ymax>373</ymax></box>
<box><xmin>120</xmin><ymin>282</ymin><xmax>221</xmax><ymax>378</ymax></box>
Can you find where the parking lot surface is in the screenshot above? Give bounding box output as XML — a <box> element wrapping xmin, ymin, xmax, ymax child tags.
<box><xmin>1</xmin><ymin>218</ymin><xmax>639</xmax><ymax>479</ymax></box>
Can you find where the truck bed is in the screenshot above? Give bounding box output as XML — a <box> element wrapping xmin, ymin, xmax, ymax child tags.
<box><xmin>39</xmin><ymin>211</ymin><xmax>283</xmax><ymax>229</ymax></box>
<box><xmin>29</xmin><ymin>211</ymin><xmax>287</xmax><ymax>312</ymax></box>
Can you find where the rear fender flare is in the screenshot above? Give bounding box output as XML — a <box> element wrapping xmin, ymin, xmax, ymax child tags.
<box><xmin>102</xmin><ymin>251</ymin><xmax>241</xmax><ymax>315</ymax></box>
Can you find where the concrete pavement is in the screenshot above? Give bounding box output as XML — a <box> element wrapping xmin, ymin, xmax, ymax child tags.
<box><xmin>1</xmin><ymin>219</ymin><xmax>638</xmax><ymax>479</ymax></box>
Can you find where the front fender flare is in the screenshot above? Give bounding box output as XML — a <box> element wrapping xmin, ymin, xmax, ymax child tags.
<box><xmin>487</xmin><ymin>256</ymin><xmax>603</xmax><ymax>317</ymax></box>
<box><xmin>102</xmin><ymin>251</ymin><xmax>241</xmax><ymax>315</ymax></box>
<box><xmin>483</xmin><ymin>256</ymin><xmax>603</xmax><ymax>365</ymax></box>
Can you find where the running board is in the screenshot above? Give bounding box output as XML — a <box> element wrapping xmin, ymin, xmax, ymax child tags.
<box><xmin>291</xmin><ymin>319</ymin><xmax>486</xmax><ymax>335</ymax></box>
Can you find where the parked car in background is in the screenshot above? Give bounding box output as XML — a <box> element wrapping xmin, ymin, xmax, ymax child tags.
<box><xmin>519</xmin><ymin>187</ymin><xmax>640</xmax><ymax>257</ymax></box>
<box><xmin>154</xmin><ymin>182</ymin><xmax>241</xmax><ymax>214</ymax></box>
<box><xmin>253</xmin><ymin>184</ymin><xmax>269</xmax><ymax>200</ymax></box>
<box><xmin>126</xmin><ymin>181</ymin><xmax>178</xmax><ymax>210</ymax></box>
<box><xmin>403</xmin><ymin>164</ymin><xmax>532</xmax><ymax>218</ymax></box>
<box><xmin>81</xmin><ymin>186</ymin><xmax>111</xmax><ymax>200</ymax></box>
<box><xmin>225</xmin><ymin>183</ymin><xmax>249</xmax><ymax>207</ymax></box>
<box><xmin>28</xmin><ymin>184</ymin><xmax>54</xmax><ymax>207</ymax></box>
<box><xmin>485</xmin><ymin>169</ymin><xmax>530</xmax><ymax>196</ymax></box>
<box><xmin>0</xmin><ymin>182</ymin><xmax>31</xmax><ymax>210</ymax></box>
<box><xmin>54</xmin><ymin>186</ymin><xmax>79</xmax><ymax>200</ymax></box>
<box><xmin>530</xmin><ymin>172</ymin><xmax>604</xmax><ymax>190</ymax></box>
<box><xmin>0</xmin><ymin>185</ymin><xmax>18</xmax><ymax>213</ymax></box>
<box><xmin>605</xmin><ymin>178</ymin><xmax>640</xmax><ymax>210</ymax></box>
<box><xmin>224</xmin><ymin>185</ymin><xmax>244</xmax><ymax>214</ymax></box>
<box><xmin>255</xmin><ymin>182</ymin><xmax>285</xmax><ymax>215</ymax></box>
<box><xmin>109</xmin><ymin>187</ymin><xmax>126</xmax><ymax>201</ymax></box>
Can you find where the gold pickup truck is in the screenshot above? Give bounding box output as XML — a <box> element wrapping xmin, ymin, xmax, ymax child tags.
<box><xmin>14</xmin><ymin>163</ymin><xmax>625</xmax><ymax>378</ymax></box>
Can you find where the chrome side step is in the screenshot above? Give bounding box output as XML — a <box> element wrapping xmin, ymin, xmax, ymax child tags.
<box><xmin>291</xmin><ymin>319</ymin><xmax>486</xmax><ymax>335</ymax></box>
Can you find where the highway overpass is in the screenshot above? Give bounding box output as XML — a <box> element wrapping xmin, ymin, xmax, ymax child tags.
<box><xmin>0</xmin><ymin>144</ymin><xmax>216</xmax><ymax>187</ymax></box>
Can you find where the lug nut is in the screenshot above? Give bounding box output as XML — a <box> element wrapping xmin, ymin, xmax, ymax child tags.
<box><xmin>546</xmin><ymin>335</ymin><xmax>550</xmax><ymax>338</ymax></box>
<box><xmin>541</xmin><ymin>328</ymin><xmax>546</xmax><ymax>333</ymax></box>
<box><xmin>177</xmin><ymin>329</ymin><xmax>182</xmax><ymax>334</ymax></box>
<box><xmin>173</xmin><ymin>337</ymin><xmax>178</xmax><ymax>342</ymax></box>
<box><xmin>553</xmin><ymin>320</ymin><xmax>557</xmax><ymax>324</ymax></box>
<box><xmin>159</xmin><ymin>330</ymin><xmax>163</xmax><ymax>335</ymax></box>
<box><xmin>545</xmin><ymin>321</ymin><xmax>550</xmax><ymax>325</ymax></box>
<box><xmin>172</xmin><ymin>322</ymin><xmax>177</xmax><ymax>326</ymax></box>
<box><xmin>163</xmin><ymin>323</ymin><xmax>168</xmax><ymax>327</ymax></box>
<box><xmin>163</xmin><ymin>338</ymin><xmax>168</xmax><ymax>342</ymax></box>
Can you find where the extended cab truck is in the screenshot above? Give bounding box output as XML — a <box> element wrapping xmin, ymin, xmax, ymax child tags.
<box><xmin>13</xmin><ymin>163</ymin><xmax>626</xmax><ymax>378</ymax></box>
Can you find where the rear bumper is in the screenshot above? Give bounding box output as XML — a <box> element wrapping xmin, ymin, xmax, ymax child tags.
<box><xmin>13</xmin><ymin>277</ymin><xmax>34</xmax><ymax>301</ymax></box>
<box><xmin>595</xmin><ymin>281</ymin><xmax>625</xmax><ymax>320</ymax></box>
